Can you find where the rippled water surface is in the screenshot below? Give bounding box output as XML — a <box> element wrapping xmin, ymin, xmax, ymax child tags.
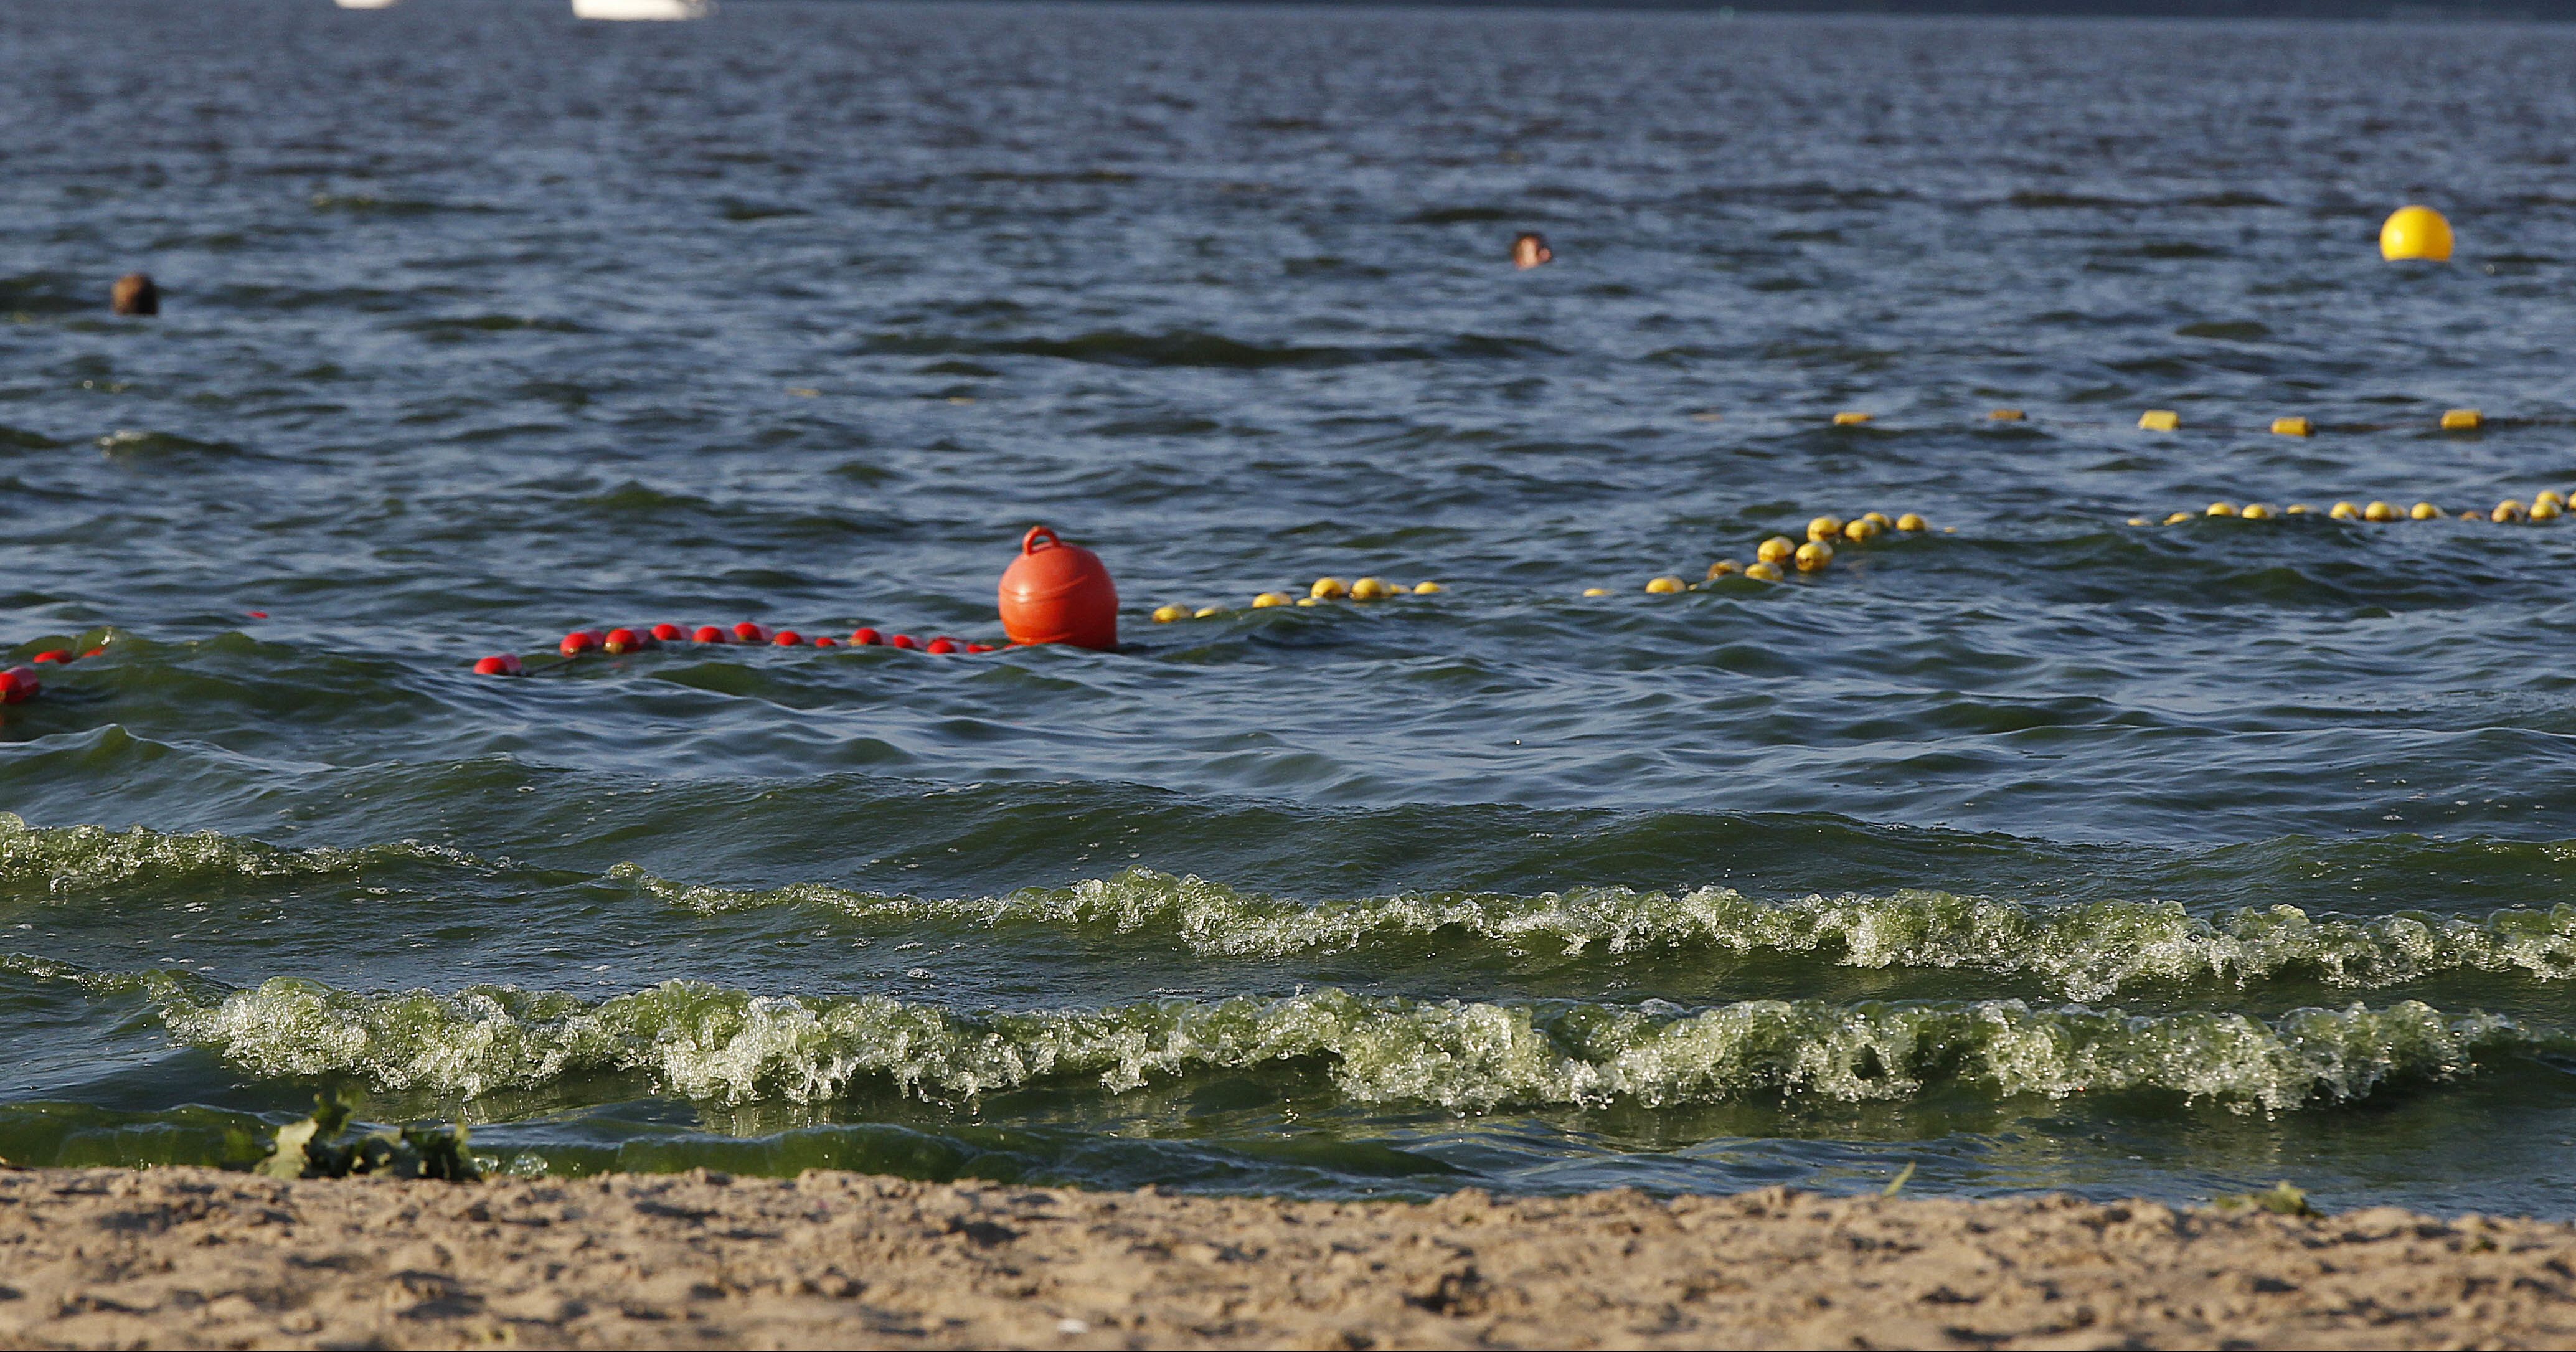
<box><xmin>7</xmin><ymin>0</ymin><xmax>2576</xmax><ymax>1215</ymax></box>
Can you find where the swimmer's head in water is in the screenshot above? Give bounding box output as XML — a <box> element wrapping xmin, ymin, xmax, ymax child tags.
<box><xmin>1511</xmin><ymin>232</ymin><xmax>1552</xmax><ymax>270</ymax></box>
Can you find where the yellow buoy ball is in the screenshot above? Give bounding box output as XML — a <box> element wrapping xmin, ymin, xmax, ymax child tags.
<box><xmin>1582</xmin><ymin>587</ymin><xmax>1611</xmax><ymax>597</ymax></box>
<box><xmin>2206</xmin><ymin>501</ymin><xmax>2239</xmax><ymax>518</ymax></box>
<box><xmin>2330</xmin><ymin>501</ymin><xmax>2361</xmax><ymax>520</ymax></box>
<box><xmin>1807</xmin><ymin>515</ymin><xmax>1846</xmax><ymax>543</ymax></box>
<box><xmin>1151</xmin><ymin>603</ymin><xmax>1189</xmax><ymax>623</ymax></box>
<box><xmin>1757</xmin><ymin>536</ymin><xmax>1796</xmax><ymax>564</ymax></box>
<box><xmin>2164</xmin><ymin>511</ymin><xmax>2193</xmax><ymax>525</ymax></box>
<box><xmin>1843</xmin><ymin>518</ymin><xmax>1882</xmax><ymax>543</ymax></box>
<box><xmin>1412</xmin><ymin>582</ymin><xmax>1443</xmax><ymax>594</ymax></box>
<box><xmin>2534</xmin><ymin>499</ymin><xmax>2564</xmax><ymax>521</ymax></box>
<box><xmin>2240</xmin><ymin>503</ymin><xmax>2275</xmax><ymax>521</ymax></box>
<box><xmin>1744</xmin><ymin>560</ymin><xmax>1785</xmax><ymax>582</ymax></box>
<box><xmin>2128</xmin><ymin>516</ymin><xmax>2149</xmax><ymax>526</ymax></box>
<box><xmin>1310</xmin><ymin>577</ymin><xmax>1348</xmax><ymax>599</ymax></box>
<box><xmin>2285</xmin><ymin>504</ymin><xmax>2313</xmax><ymax>515</ymax></box>
<box><xmin>2410</xmin><ymin>501</ymin><xmax>2440</xmax><ymax>520</ymax></box>
<box><xmin>2536</xmin><ymin>490</ymin><xmax>2566</xmax><ymax>511</ymax></box>
<box><xmin>1645</xmin><ymin>575</ymin><xmax>1685</xmax><ymax>594</ymax></box>
<box><xmin>1794</xmin><ymin>540</ymin><xmax>1834</xmax><ymax>572</ymax></box>
<box><xmin>1862</xmin><ymin>511</ymin><xmax>1892</xmax><ymax>529</ymax></box>
<box><xmin>2364</xmin><ymin>501</ymin><xmax>2398</xmax><ymax>522</ymax></box>
<box><xmin>1193</xmin><ymin>606</ymin><xmax>1225</xmax><ymax>618</ymax></box>
<box><xmin>1706</xmin><ymin>559</ymin><xmax>1741</xmax><ymax>580</ymax></box>
<box><xmin>1252</xmin><ymin>592</ymin><xmax>1293</xmax><ymax>608</ymax></box>
<box><xmin>1350</xmin><ymin>577</ymin><xmax>1392</xmax><ymax>600</ymax></box>
<box><xmin>2494</xmin><ymin>499</ymin><xmax>2528</xmax><ymax>523</ymax></box>
<box><xmin>1894</xmin><ymin>513</ymin><xmax>1927</xmax><ymax>532</ymax></box>
<box><xmin>2380</xmin><ymin>204</ymin><xmax>2455</xmax><ymax>263</ymax></box>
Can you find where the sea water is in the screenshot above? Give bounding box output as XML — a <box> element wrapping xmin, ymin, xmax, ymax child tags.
<box><xmin>4</xmin><ymin>0</ymin><xmax>2575</xmax><ymax>1216</ymax></box>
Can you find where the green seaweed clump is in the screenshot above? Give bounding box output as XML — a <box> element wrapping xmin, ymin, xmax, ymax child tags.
<box><xmin>256</xmin><ymin>1089</ymin><xmax>479</xmax><ymax>1182</ymax></box>
<box><xmin>2214</xmin><ymin>1181</ymin><xmax>2319</xmax><ymax>1217</ymax></box>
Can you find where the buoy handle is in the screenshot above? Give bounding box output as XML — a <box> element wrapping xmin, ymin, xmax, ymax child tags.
<box><xmin>1022</xmin><ymin>526</ymin><xmax>1060</xmax><ymax>555</ymax></box>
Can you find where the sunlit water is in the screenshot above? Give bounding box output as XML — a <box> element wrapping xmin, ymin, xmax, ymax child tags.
<box><xmin>5</xmin><ymin>0</ymin><xmax>2576</xmax><ymax>1215</ymax></box>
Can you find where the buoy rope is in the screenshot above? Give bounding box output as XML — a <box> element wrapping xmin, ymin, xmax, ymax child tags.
<box><xmin>1688</xmin><ymin>407</ymin><xmax>2519</xmax><ymax>435</ymax></box>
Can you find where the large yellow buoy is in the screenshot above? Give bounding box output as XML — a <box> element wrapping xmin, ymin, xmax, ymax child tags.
<box><xmin>2380</xmin><ymin>206</ymin><xmax>2454</xmax><ymax>262</ymax></box>
<box><xmin>1794</xmin><ymin>541</ymin><xmax>1834</xmax><ymax>573</ymax></box>
<box><xmin>1757</xmin><ymin>536</ymin><xmax>1796</xmax><ymax>565</ymax></box>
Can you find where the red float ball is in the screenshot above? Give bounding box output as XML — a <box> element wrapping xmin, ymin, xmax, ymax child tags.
<box><xmin>603</xmin><ymin>627</ymin><xmax>643</xmax><ymax>655</ymax></box>
<box><xmin>772</xmin><ymin>630</ymin><xmax>803</xmax><ymax>646</ymax></box>
<box><xmin>473</xmin><ymin>655</ymin><xmax>524</xmax><ymax>676</ymax></box>
<box><xmin>850</xmin><ymin>628</ymin><xmax>880</xmax><ymax>646</ymax></box>
<box><xmin>32</xmin><ymin>650</ymin><xmax>71</xmax><ymax>665</ymax></box>
<box><xmin>732</xmin><ymin>622</ymin><xmax>768</xmax><ymax>642</ymax></box>
<box><xmin>1</xmin><ymin>666</ymin><xmax>35</xmax><ymax>703</ymax></box>
<box><xmin>650</xmin><ymin>623</ymin><xmax>684</xmax><ymax>642</ymax></box>
<box><xmin>692</xmin><ymin>626</ymin><xmax>727</xmax><ymax>644</ymax></box>
<box><xmin>966</xmin><ymin>643</ymin><xmax>995</xmax><ymax>654</ymax></box>
<box><xmin>926</xmin><ymin>638</ymin><xmax>958</xmax><ymax>655</ymax></box>
<box><xmin>813</xmin><ymin>635</ymin><xmax>837</xmax><ymax>647</ymax></box>
<box><xmin>561</xmin><ymin>630</ymin><xmax>602</xmax><ymax>656</ymax></box>
<box><xmin>889</xmin><ymin>634</ymin><xmax>918</xmax><ymax>650</ymax></box>
<box><xmin>997</xmin><ymin>524</ymin><xmax>1118</xmax><ymax>650</ymax></box>
<box><xmin>81</xmin><ymin>648</ymin><xmax>106</xmax><ymax>659</ymax></box>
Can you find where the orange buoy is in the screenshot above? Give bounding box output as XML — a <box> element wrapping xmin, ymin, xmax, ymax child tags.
<box><xmin>998</xmin><ymin>525</ymin><xmax>1118</xmax><ymax>650</ymax></box>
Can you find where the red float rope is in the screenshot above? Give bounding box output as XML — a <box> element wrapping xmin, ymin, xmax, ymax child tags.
<box><xmin>474</xmin><ymin>623</ymin><xmax>999</xmax><ymax>676</ymax></box>
<box><xmin>1</xmin><ymin>640</ymin><xmax>107</xmax><ymax>703</ymax></box>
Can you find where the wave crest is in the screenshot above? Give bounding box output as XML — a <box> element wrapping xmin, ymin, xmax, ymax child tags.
<box><xmin>155</xmin><ymin>975</ymin><xmax>2536</xmax><ymax>1116</ymax></box>
<box><xmin>626</xmin><ymin>865</ymin><xmax>2576</xmax><ymax>1001</ymax></box>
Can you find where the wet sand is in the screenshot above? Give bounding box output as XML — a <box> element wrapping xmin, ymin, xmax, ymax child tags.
<box><xmin>1</xmin><ymin>1166</ymin><xmax>2571</xmax><ymax>1349</ymax></box>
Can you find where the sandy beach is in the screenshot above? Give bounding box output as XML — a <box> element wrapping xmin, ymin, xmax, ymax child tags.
<box><xmin>0</xmin><ymin>1167</ymin><xmax>2569</xmax><ymax>1350</ymax></box>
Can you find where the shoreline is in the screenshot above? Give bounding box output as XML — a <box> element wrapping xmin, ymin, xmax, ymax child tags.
<box><xmin>2</xmin><ymin>1168</ymin><xmax>2572</xmax><ymax>1348</ymax></box>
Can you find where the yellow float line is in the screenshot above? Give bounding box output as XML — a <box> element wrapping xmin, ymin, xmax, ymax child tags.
<box><xmin>1148</xmin><ymin>511</ymin><xmax>1954</xmax><ymax>620</ymax></box>
<box><xmin>2133</xmin><ymin>489</ymin><xmax>2568</xmax><ymax>527</ymax></box>
<box><xmin>1695</xmin><ymin>407</ymin><xmax>2516</xmax><ymax>435</ymax></box>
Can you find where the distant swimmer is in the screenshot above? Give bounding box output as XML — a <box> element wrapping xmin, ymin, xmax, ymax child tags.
<box><xmin>1511</xmin><ymin>232</ymin><xmax>1552</xmax><ymax>270</ymax></box>
<box><xmin>110</xmin><ymin>273</ymin><xmax>158</xmax><ymax>316</ymax></box>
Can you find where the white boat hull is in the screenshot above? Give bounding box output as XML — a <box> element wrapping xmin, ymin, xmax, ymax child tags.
<box><xmin>334</xmin><ymin>0</ymin><xmax>400</xmax><ymax>10</ymax></box>
<box><xmin>571</xmin><ymin>0</ymin><xmax>709</xmax><ymax>19</ymax></box>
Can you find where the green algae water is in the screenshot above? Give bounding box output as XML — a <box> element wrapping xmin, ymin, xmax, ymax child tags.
<box><xmin>7</xmin><ymin>0</ymin><xmax>2576</xmax><ymax>1216</ymax></box>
